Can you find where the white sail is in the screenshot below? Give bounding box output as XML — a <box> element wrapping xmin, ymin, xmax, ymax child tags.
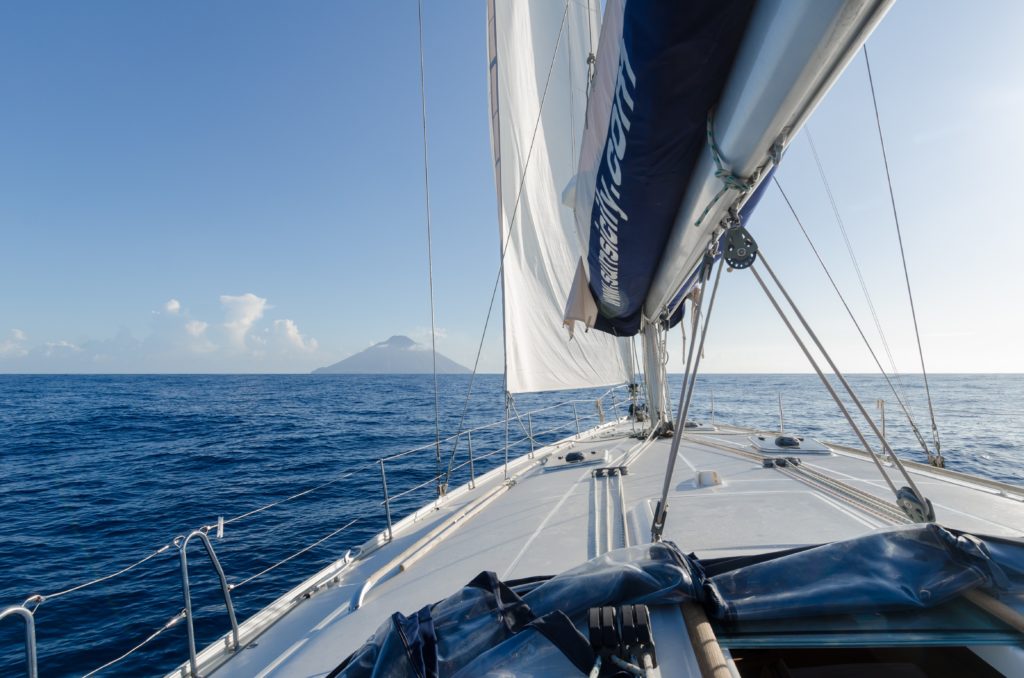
<box><xmin>488</xmin><ymin>0</ymin><xmax>631</xmax><ymax>394</ymax></box>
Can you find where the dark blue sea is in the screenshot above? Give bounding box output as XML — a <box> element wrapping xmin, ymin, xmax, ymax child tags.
<box><xmin>1</xmin><ymin>373</ymin><xmax>1022</xmax><ymax>676</ymax></box>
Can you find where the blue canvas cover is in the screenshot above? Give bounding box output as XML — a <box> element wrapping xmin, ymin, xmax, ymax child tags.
<box><xmin>583</xmin><ymin>0</ymin><xmax>755</xmax><ymax>335</ymax></box>
<box><xmin>703</xmin><ymin>524</ymin><xmax>1024</xmax><ymax>622</ymax></box>
<box><xmin>329</xmin><ymin>543</ymin><xmax>692</xmax><ymax>677</ymax></box>
<box><xmin>330</xmin><ymin>528</ymin><xmax>1024</xmax><ymax>676</ymax></box>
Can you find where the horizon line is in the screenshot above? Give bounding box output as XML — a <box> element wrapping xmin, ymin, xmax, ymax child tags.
<box><xmin>1</xmin><ymin>372</ymin><xmax>1021</xmax><ymax>377</ymax></box>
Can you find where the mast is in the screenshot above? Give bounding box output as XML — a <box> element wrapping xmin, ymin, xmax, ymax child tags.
<box><xmin>641</xmin><ymin>322</ymin><xmax>669</xmax><ymax>426</ymax></box>
<box><xmin>487</xmin><ymin>0</ymin><xmax>512</xmax><ymax>478</ymax></box>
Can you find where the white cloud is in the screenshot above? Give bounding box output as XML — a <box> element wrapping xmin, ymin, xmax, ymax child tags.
<box><xmin>220</xmin><ymin>293</ymin><xmax>267</xmax><ymax>349</ymax></box>
<box><xmin>43</xmin><ymin>340</ymin><xmax>81</xmax><ymax>356</ymax></box>
<box><xmin>411</xmin><ymin>326</ymin><xmax>448</xmax><ymax>342</ymax></box>
<box><xmin>0</xmin><ymin>294</ymin><xmax>333</xmax><ymax>372</ymax></box>
<box><xmin>185</xmin><ymin>320</ymin><xmax>208</xmax><ymax>337</ymax></box>
<box><xmin>0</xmin><ymin>329</ymin><xmax>28</xmax><ymax>357</ymax></box>
<box><xmin>273</xmin><ymin>319</ymin><xmax>318</xmax><ymax>352</ymax></box>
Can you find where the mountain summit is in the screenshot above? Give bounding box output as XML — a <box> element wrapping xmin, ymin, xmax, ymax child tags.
<box><xmin>313</xmin><ymin>335</ymin><xmax>470</xmax><ymax>374</ymax></box>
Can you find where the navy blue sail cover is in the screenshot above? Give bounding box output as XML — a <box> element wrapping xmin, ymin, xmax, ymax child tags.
<box><xmin>329</xmin><ymin>528</ymin><xmax>1023</xmax><ymax>676</ymax></box>
<box><xmin>584</xmin><ymin>0</ymin><xmax>754</xmax><ymax>335</ymax></box>
<box><xmin>703</xmin><ymin>524</ymin><xmax>1024</xmax><ymax>622</ymax></box>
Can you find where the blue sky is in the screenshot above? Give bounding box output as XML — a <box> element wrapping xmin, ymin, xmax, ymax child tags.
<box><xmin>2</xmin><ymin>1</ymin><xmax>1022</xmax><ymax>374</ymax></box>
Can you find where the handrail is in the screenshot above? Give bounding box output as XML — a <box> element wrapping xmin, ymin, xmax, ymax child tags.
<box><xmin>0</xmin><ymin>606</ymin><xmax>37</xmax><ymax>678</ymax></box>
<box><xmin>0</xmin><ymin>385</ymin><xmax>625</xmax><ymax>676</ymax></box>
<box><xmin>382</xmin><ymin>388</ymin><xmax>625</xmax><ymax>463</ymax></box>
<box><xmin>375</xmin><ymin>392</ymin><xmax>622</xmax><ymax>547</ymax></box>
<box><xmin>173</xmin><ymin>530</ymin><xmax>240</xmax><ymax>678</ymax></box>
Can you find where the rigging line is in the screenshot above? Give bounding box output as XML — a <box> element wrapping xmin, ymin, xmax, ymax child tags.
<box><xmin>441</xmin><ymin>2</ymin><xmax>572</xmax><ymax>490</ymax></box>
<box><xmin>222</xmin><ymin>467</ymin><xmax>365</xmax><ymax>526</ymax></box>
<box><xmin>863</xmin><ymin>45</ymin><xmax>942</xmax><ymax>457</ymax></box>
<box><xmin>25</xmin><ymin>467</ymin><xmax>371</xmax><ymax>607</ymax></box>
<box><xmin>585</xmin><ymin>0</ymin><xmax>594</xmax><ymax>58</ymax></box>
<box><xmin>652</xmin><ymin>300</ymin><xmax>700</xmax><ymax>538</ymax></box>
<box><xmin>232</xmin><ymin>517</ymin><xmax>363</xmax><ymax>591</ymax></box>
<box><xmin>504</xmin><ymin>390</ymin><xmax>511</xmax><ymax>478</ymax></box>
<box><xmin>804</xmin><ymin>129</ymin><xmax>917</xmax><ymax>419</ymax></box>
<box><xmin>25</xmin><ymin>543</ymin><xmax>173</xmax><ymax>610</ymax></box>
<box><xmin>81</xmin><ymin>610</ymin><xmax>186</xmax><ymax>678</ymax></box>
<box><xmin>756</xmin><ymin>252</ymin><xmax>929</xmax><ymax>506</ymax></box>
<box><xmin>505</xmin><ymin>394</ymin><xmax>536</xmax><ymax>448</ymax></box>
<box><xmin>772</xmin><ymin>175</ymin><xmax>933</xmax><ymax>462</ymax></box>
<box><xmin>749</xmin><ymin>262</ymin><xmax>900</xmax><ymax>498</ymax></box>
<box><xmin>567</xmin><ymin>2</ymin><xmax>576</xmax><ymax>171</ymax></box>
<box><xmin>652</xmin><ymin>258</ymin><xmax>723</xmax><ymax>541</ymax></box>
<box><xmin>416</xmin><ymin>0</ymin><xmax>443</xmax><ymax>496</ymax></box>
<box><xmin>628</xmin><ymin>335</ymin><xmax>642</xmax><ymax>434</ymax></box>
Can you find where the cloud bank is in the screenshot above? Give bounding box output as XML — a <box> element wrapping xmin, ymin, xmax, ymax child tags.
<box><xmin>221</xmin><ymin>293</ymin><xmax>268</xmax><ymax>350</ymax></box>
<box><xmin>0</xmin><ymin>294</ymin><xmax>325</xmax><ymax>373</ymax></box>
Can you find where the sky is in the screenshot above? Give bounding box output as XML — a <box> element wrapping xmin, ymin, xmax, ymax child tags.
<box><xmin>1</xmin><ymin>1</ymin><xmax>1023</xmax><ymax>374</ymax></box>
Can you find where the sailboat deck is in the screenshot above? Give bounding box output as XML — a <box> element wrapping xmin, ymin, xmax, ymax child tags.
<box><xmin>194</xmin><ymin>421</ymin><xmax>1024</xmax><ymax>678</ymax></box>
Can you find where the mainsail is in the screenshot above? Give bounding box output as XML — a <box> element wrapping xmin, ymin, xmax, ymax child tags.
<box><xmin>488</xmin><ymin>0</ymin><xmax>632</xmax><ymax>394</ymax></box>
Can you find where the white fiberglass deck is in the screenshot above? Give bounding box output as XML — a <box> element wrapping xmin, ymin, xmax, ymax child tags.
<box><xmin>179</xmin><ymin>420</ymin><xmax>1024</xmax><ymax>678</ymax></box>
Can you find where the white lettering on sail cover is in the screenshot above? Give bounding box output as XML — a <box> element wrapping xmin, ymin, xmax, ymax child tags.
<box><xmin>594</xmin><ymin>40</ymin><xmax>636</xmax><ymax>312</ymax></box>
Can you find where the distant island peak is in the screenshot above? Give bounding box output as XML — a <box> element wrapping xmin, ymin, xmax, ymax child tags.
<box><xmin>313</xmin><ymin>335</ymin><xmax>469</xmax><ymax>374</ymax></box>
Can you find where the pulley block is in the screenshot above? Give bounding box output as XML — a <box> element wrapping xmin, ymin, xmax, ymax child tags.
<box><xmin>722</xmin><ymin>225</ymin><xmax>758</xmax><ymax>269</ymax></box>
<box><xmin>897</xmin><ymin>486</ymin><xmax>935</xmax><ymax>523</ymax></box>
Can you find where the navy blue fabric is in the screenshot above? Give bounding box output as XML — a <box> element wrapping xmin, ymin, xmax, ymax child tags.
<box><xmin>704</xmin><ymin>524</ymin><xmax>1024</xmax><ymax>623</ymax></box>
<box><xmin>525</xmin><ymin>542</ymin><xmax>698</xmax><ymax>618</ymax></box>
<box><xmin>331</xmin><ymin>544</ymin><xmax>696</xmax><ymax>677</ymax></box>
<box><xmin>586</xmin><ymin>0</ymin><xmax>755</xmax><ymax>335</ymax></box>
<box><xmin>392</xmin><ymin>607</ymin><xmax>438</xmax><ymax>678</ymax></box>
<box><xmin>330</xmin><ymin>530</ymin><xmax>1024</xmax><ymax>676</ymax></box>
<box><xmin>465</xmin><ymin>570</ymin><xmax>535</xmax><ymax>632</ymax></box>
<box><xmin>527</xmin><ymin>611</ymin><xmax>595</xmax><ymax>675</ymax></box>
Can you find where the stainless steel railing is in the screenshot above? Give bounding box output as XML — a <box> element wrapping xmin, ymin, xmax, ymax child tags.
<box><xmin>0</xmin><ymin>606</ymin><xmax>37</xmax><ymax>678</ymax></box>
<box><xmin>173</xmin><ymin>529</ymin><xmax>241</xmax><ymax>677</ymax></box>
<box><xmin>1</xmin><ymin>386</ymin><xmax>627</xmax><ymax>677</ymax></box>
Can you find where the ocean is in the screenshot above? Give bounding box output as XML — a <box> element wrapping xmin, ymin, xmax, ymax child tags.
<box><xmin>1</xmin><ymin>373</ymin><xmax>1021</xmax><ymax>676</ymax></box>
